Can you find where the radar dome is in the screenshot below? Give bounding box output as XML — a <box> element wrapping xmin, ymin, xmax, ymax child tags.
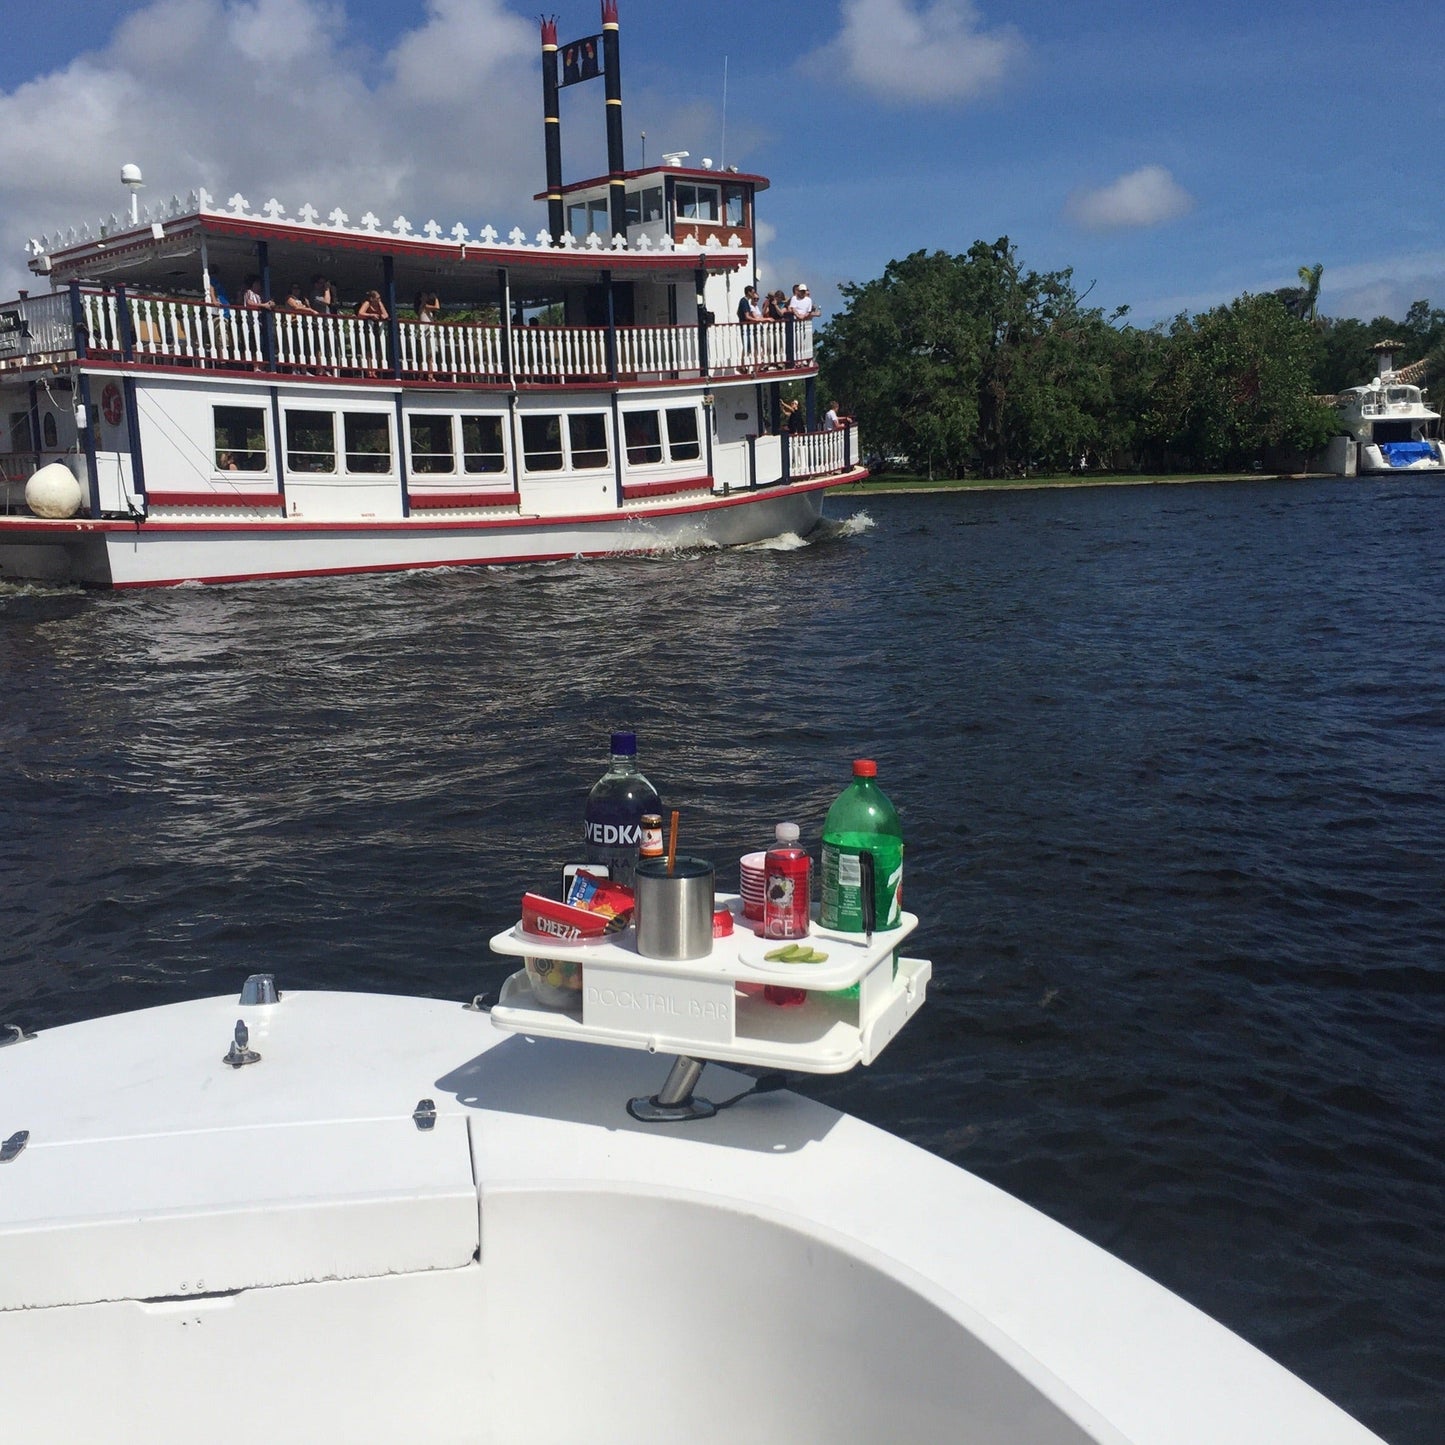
<box><xmin>25</xmin><ymin>463</ymin><xmax>84</xmax><ymax>519</ymax></box>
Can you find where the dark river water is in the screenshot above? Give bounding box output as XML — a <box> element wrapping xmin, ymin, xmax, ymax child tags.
<box><xmin>2</xmin><ymin>478</ymin><xmax>1441</xmax><ymax>1442</ymax></box>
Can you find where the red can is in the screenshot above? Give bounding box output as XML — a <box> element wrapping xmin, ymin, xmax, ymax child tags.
<box><xmin>763</xmin><ymin>846</ymin><xmax>812</xmax><ymax>940</ymax></box>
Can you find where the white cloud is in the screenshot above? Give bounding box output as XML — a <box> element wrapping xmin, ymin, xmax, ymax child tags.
<box><xmin>1066</xmin><ymin>165</ymin><xmax>1194</xmax><ymax>232</ymax></box>
<box><xmin>0</xmin><ymin>0</ymin><xmax>541</xmax><ymax>298</ymax></box>
<box><xmin>806</xmin><ymin>0</ymin><xmax>1025</xmax><ymax>104</ymax></box>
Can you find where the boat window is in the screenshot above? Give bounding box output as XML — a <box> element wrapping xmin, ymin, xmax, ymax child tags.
<box><xmin>410</xmin><ymin>415</ymin><xmax>455</xmax><ymax>474</ymax></box>
<box><xmin>623</xmin><ymin>410</ymin><xmax>663</xmax><ymax>465</ymax></box>
<box><xmin>6</xmin><ymin>410</ymin><xmax>34</xmax><ymax>453</ymax></box>
<box><xmin>522</xmin><ymin>414</ymin><xmax>564</xmax><ymax>471</ymax></box>
<box><xmin>42</xmin><ymin>412</ymin><xmax>57</xmax><ymax>448</ymax></box>
<box><xmin>665</xmin><ymin>407</ymin><xmax>701</xmax><ymax>462</ymax></box>
<box><xmin>625</xmin><ymin>186</ymin><xmax>664</xmax><ymax>226</ymax></box>
<box><xmin>286</xmin><ymin>411</ymin><xmax>336</xmax><ymax>473</ymax></box>
<box><xmin>461</xmin><ymin>415</ymin><xmax>506</xmax><ymax>473</ymax></box>
<box><xmin>566</xmin><ymin>198</ymin><xmax>610</xmax><ymax>238</ymax></box>
<box><xmin>722</xmin><ymin>185</ymin><xmax>747</xmax><ymax>228</ymax></box>
<box><xmin>345</xmin><ymin>413</ymin><xmax>392</xmax><ymax>474</ymax></box>
<box><xmin>213</xmin><ymin>405</ymin><xmax>269</xmax><ymax>472</ymax></box>
<box><xmin>569</xmin><ymin>413</ymin><xmax>609</xmax><ymax>469</ymax></box>
<box><xmin>675</xmin><ymin>183</ymin><xmax>719</xmax><ymax>222</ymax></box>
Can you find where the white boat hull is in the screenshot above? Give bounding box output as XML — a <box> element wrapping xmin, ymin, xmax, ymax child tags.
<box><xmin>0</xmin><ymin>989</ymin><xmax>1385</xmax><ymax>1443</ymax></box>
<box><xmin>1358</xmin><ymin>440</ymin><xmax>1445</xmax><ymax>474</ymax></box>
<box><xmin>0</xmin><ymin>480</ymin><xmax>832</xmax><ymax>587</ymax></box>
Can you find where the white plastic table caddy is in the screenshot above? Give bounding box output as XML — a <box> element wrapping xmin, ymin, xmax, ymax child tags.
<box><xmin>489</xmin><ymin>895</ymin><xmax>930</xmax><ymax>1121</ymax></box>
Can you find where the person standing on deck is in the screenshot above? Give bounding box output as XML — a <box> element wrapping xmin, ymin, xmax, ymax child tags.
<box><xmin>788</xmin><ymin>283</ymin><xmax>821</xmax><ymax>321</ymax></box>
<box><xmin>737</xmin><ymin>285</ymin><xmax>763</xmax><ymax>372</ymax></box>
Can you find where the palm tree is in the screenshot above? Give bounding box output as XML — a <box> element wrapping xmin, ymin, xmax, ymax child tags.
<box><xmin>1296</xmin><ymin>263</ymin><xmax>1323</xmax><ymax>325</ymax></box>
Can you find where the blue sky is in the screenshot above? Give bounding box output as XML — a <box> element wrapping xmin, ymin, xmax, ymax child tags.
<box><xmin>2</xmin><ymin>0</ymin><xmax>1441</xmax><ymax>327</ymax></box>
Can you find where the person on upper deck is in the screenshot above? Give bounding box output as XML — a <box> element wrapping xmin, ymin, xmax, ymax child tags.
<box><xmin>357</xmin><ymin>290</ymin><xmax>389</xmax><ymax>321</ymax></box>
<box><xmin>414</xmin><ymin>292</ymin><xmax>441</xmax><ymax>323</ymax></box>
<box><xmin>308</xmin><ymin>275</ymin><xmax>336</xmax><ymax>314</ymax></box>
<box><xmin>239</xmin><ymin>275</ymin><xmax>274</xmax><ymax>309</ymax></box>
<box><xmin>762</xmin><ymin>290</ymin><xmax>789</xmax><ymax>323</ymax></box>
<box><xmin>823</xmin><ymin>401</ymin><xmax>846</xmax><ymax>431</ymax></box>
<box><xmin>284</xmin><ymin>284</ymin><xmax>318</xmax><ymax>314</ymax></box>
<box><xmin>737</xmin><ymin>286</ymin><xmax>763</xmax><ymax>372</ymax></box>
<box><xmin>787</xmin><ymin>283</ymin><xmax>821</xmax><ymax>321</ymax></box>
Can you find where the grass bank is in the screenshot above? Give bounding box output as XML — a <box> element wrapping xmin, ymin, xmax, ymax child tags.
<box><xmin>834</xmin><ymin>471</ymin><xmax>1322</xmax><ymax>495</ymax></box>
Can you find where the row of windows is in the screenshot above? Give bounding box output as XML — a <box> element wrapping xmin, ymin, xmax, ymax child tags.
<box><xmin>568</xmin><ymin>182</ymin><xmax>748</xmax><ymax>237</ymax></box>
<box><xmin>212</xmin><ymin>404</ymin><xmax>702</xmax><ymax>477</ymax></box>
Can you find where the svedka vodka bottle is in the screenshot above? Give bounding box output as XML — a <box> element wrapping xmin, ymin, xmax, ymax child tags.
<box><xmin>583</xmin><ymin>731</ymin><xmax>661</xmax><ymax>889</ymax></box>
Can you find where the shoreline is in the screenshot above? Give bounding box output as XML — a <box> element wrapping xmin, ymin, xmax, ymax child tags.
<box><xmin>833</xmin><ymin>472</ymin><xmax>1328</xmax><ymax>495</ymax></box>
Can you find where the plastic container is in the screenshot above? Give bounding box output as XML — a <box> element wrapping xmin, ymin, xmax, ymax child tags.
<box><xmin>820</xmin><ymin>759</ymin><xmax>903</xmax><ymax>935</ymax></box>
<box><xmin>523</xmin><ymin>955</ymin><xmax>584</xmax><ymax>1010</ymax></box>
<box><xmin>763</xmin><ymin>822</ymin><xmax>811</xmax><ymax>940</ymax></box>
<box><xmin>583</xmin><ymin>731</ymin><xmax>661</xmax><ymax>889</ymax></box>
<box><xmin>739</xmin><ymin>850</ymin><xmax>767</xmax><ymax>921</ymax></box>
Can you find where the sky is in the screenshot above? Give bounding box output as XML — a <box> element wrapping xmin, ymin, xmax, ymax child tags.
<box><xmin>1</xmin><ymin>0</ymin><xmax>1441</xmax><ymax>329</ymax></box>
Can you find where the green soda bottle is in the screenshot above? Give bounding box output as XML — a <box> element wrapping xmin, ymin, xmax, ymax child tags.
<box><xmin>820</xmin><ymin>759</ymin><xmax>904</xmax><ymax>941</ymax></box>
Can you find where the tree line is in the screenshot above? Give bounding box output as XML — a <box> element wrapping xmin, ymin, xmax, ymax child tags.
<box><xmin>815</xmin><ymin>239</ymin><xmax>1445</xmax><ymax>477</ymax></box>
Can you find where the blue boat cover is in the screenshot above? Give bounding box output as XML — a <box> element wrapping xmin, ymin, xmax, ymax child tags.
<box><xmin>1379</xmin><ymin>440</ymin><xmax>1436</xmax><ymax>466</ymax></box>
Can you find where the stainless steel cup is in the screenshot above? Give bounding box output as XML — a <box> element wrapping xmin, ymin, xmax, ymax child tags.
<box><xmin>634</xmin><ymin>856</ymin><xmax>715</xmax><ymax>960</ymax></box>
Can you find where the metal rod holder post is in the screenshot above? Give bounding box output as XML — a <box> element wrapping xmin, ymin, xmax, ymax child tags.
<box><xmin>628</xmin><ymin>1054</ymin><xmax>717</xmax><ymax>1124</ymax></box>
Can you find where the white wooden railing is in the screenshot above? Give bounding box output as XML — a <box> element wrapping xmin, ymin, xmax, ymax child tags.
<box><xmin>397</xmin><ymin>320</ymin><xmax>505</xmax><ymax>380</ymax></box>
<box><xmin>710</xmin><ymin>321</ymin><xmax>813</xmax><ymax>373</ymax></box>
<box><xmin>789</xmin><ymin>423</ymin><xmax>857</xmax><ymax>479</ymax></box>
<box><xmin>51</xmin><ymin>289</ymin><xmax>815</xmax><ymax>387</ymax></box>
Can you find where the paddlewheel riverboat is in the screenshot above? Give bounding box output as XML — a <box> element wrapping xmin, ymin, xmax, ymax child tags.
<box><xmin>0</xmin><ymin>6</ymin><xmax>859</xmax><ymax>588</ymax></box>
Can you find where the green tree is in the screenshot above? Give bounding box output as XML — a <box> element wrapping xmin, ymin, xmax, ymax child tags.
<box><xmin>817</xmin><ymin>239</ymin><xmax>1131</xmax><ymax>476</ymax></box>
<box><xmin>1145</xmin><ymin>293</ymin><xmax>1334</xmax><ymax>468</ymax></box>
<box><xmin>815</xmin><ymin>248</ymin><xmax>986</xmax><ymax>477</ymax></box>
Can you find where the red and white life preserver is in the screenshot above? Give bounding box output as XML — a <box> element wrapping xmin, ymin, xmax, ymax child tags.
<box><xmin>101</xmin><ymin>383</ymin><xmax>123</xmax><ymax>427</ymax></box>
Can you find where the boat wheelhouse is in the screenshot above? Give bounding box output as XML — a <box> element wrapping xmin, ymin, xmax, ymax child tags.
<box><xmin>1325</xmin><ymin>339</ymin><xmax>1444</xmax><ymax>476</ymax></box>
<box><xmin>0</xmin><ymin>7</ymin><xmax>859</xmax><ymax>588</ymax></box>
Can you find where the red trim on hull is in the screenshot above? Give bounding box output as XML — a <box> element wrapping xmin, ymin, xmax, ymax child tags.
<box><xmin>148</xmin><ymin>491</ymin><xmax>285</xmax><ymax>509</ymax></box>
<box><xmin>620</xmin><ymin>475</ymin><xmax>712</xmax><ymax>500</ymax></box>
<box><xmin>0</xmin><ymin>471</ymin><xmax>858</xmax><ymax>542</ymax></box>
<box><xmin>408</xmin><ymin>491</ymin><xmax>522</xmax><ymax>510</ymax></box>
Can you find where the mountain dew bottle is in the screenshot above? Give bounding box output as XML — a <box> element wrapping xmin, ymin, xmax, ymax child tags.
<box><xmin>820</xmin><ymin>759</ymin><xmax>904</xmax><ymax>939</ymax></box>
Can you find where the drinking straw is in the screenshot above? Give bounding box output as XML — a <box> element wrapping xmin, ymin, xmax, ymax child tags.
<box><xmin>666</xmin><ymin>810</ymin><xmax>680</xmax><ymax>876</ymax></box>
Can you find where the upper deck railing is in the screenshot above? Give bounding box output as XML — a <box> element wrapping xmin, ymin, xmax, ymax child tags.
<box><xmin>0</xmin><ymin>288</ymin><xmax>815</xmax><ymax>387</ymax></box>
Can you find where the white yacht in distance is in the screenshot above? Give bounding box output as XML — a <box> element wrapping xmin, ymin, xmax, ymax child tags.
<box><xmin>0</xmin><ymin>4</ymin><xmax>853</xmax><ymax>588</ymax></box>
<box><xmin>1327</xmin><ymin>339</ymin><xmax>1445</xmax><ymax>475</ymax></box>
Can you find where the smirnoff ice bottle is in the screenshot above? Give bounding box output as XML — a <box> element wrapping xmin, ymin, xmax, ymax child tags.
<box><xmin>583</xmin><ymin>731</ymin><xmax>660</xmax><ymax>889</ymax></box>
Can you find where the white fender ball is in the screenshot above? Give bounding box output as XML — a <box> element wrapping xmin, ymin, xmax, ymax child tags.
<box><xmin>25</xmin><ymin>463</ymin><xmax>84</xmax><ymax>519</ymax></box>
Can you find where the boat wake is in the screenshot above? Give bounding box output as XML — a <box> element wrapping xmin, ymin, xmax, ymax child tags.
<box><xmin>740</xmin><ymin>511</ymin><xmax>876</xmax><ymax>553</ymax></box>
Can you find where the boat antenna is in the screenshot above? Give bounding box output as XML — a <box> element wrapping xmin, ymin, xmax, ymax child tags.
<box><xmin>720</xmin><ymin>56</ymin><xmax>728</xmax><ymax>169</ymax></box>
<box><xmin>640</xmin><ymin>129</ymin><xmax>646</xmax><ymax>169</ymax></box>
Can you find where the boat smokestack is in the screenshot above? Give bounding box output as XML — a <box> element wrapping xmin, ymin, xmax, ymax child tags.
<box><xmin>602</xmin><ymin>1</ymin><xmax>626</xmax><ymax>238</ymax></box>
<box><xmin>540</xmin><ymin>15</ymin><xmax>564</xmax><ymax>243</ymax></box>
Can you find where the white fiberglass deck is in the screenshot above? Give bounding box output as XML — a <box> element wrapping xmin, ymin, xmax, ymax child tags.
<box><xmin>0</xmin><ymin>989</ymin><xmax>1382</xmax><ymax>1444</ymax></box>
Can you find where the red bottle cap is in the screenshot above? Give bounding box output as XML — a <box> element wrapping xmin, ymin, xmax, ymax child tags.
<box><xmin>712</xmin><ymin>908</ymin><xmax>734</xmax><ymax>937</ymax></box>
<box><xmin>852</xmin><ymin>758</ymin><xmax>877</xmax><ymax>777</ymax></box>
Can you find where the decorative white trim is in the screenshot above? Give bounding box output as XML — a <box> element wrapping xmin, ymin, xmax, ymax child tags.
<box><xmin>22</xmin><ymin>180</ymin><xmax>752</xmax><ymax>262</ymax></box>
